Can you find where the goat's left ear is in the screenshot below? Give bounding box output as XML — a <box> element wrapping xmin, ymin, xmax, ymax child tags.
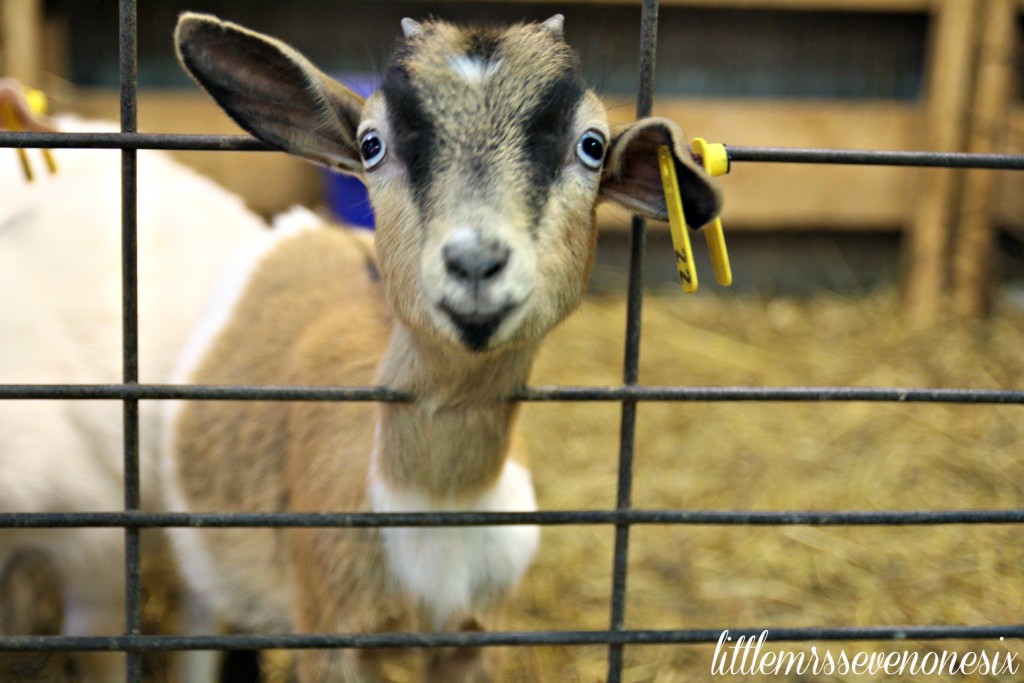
<box><xmin>599</xmin><ymin>117</ymin><xmax>722</xmax><ymax>229</ymax></box>
<box><xmin>175</xmin><ymin>13</ymin><xmax>365</xmax><ymax>176</ymax></box>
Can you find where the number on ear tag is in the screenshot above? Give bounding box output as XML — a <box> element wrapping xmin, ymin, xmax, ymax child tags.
<box><xmin>658</xmin><ymin>145</ymin><xmax>698</xmax><ymax>294</ymax></box>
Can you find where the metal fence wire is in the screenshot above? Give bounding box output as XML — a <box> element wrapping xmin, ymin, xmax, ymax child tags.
<box><xmin>2</xmin><ymin>1</ymin><xmax>1024</xmax><ymax>682</ymax></box>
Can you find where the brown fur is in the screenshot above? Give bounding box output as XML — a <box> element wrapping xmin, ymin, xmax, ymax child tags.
<box><xmin>170</xmin><ymin>223</ymin><xmax>536</xmax><ymax>679</ymax></box>
<box><xmin>168</xmin><ymin>13</ymin><xmax>720</xmax><ymax>682</ymax></box>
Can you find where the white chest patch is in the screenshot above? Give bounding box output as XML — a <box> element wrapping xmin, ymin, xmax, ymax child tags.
<box><xmin>447</xmin><ymin>55</ymin><xmax>503</xmax><ymax>84</ymax></box>
<box><xmin>369</xmin><ymin>459</ymin><xmax>540</xmax><ymax>628</ymax></box>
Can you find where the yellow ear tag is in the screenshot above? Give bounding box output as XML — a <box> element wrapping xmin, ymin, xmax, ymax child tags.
<box><xmin>26</xmin><ymin>89</ymin><xmax>57</xmax><ymax>176</ymax></box>
<box><xmin>2</xmin><ymin>86</ymin><xmax>57</xmax><ymax>182</ymax></box>
<box><xmin>1</xmin><ymin>100</ymin><xmax>34</xmax><ymax>182</ymax></box>
<box><xmin>658</xmin><ymin>145</ymin><xmax>698</xmax><ymax>294</ymax></box>
<box><xmin>690</xmin><ymin>137</ymin><xmax>732</xmax><ymax>287</ymax></box>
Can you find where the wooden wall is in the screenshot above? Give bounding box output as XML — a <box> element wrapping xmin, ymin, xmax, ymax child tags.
<box><xmin>3</xmin><ymin>0</ymin><xmax>1022</xmax><ymax>319</ymax></box>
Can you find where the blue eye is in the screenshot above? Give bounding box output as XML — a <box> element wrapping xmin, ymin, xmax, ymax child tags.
<box><xmin>359</xmin><ymin>131</ymin><xmax>386</xmax><ymax>169</ymax></box>
<box><xmin>576</xmin><ymin>129</ymin><xmax>606</xmax><ymax>170</ymax></box>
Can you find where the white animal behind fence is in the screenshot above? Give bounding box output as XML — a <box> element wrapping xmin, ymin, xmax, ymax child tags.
<box><xmin>165</xmin><ymin>12</ymin><xmax>720</xmax><ymax>683</ymax></box>
<box><xmin>0</xmin><ymin>110</ymin><xmax>268</xmax><ymax>682</ymax></box>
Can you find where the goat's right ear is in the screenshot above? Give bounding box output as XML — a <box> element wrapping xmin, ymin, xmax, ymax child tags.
<box><xmin>599</xmin><ymin>117</ymin><xmax>722</xmax><ymax>229</ymax></box>
<box><xmin>175</xmin><ymin>13</ymin><xmax>365</xmax><ymax>175</ymax></box>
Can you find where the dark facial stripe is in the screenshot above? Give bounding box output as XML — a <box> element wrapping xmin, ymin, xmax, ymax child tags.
<box><xmin>381</xmin><ymin>64</ymin><xmax>436</xmax><ymax>210</ymax></box>
<box><xmin>521</xmin><ymin>71</ymin><xmax>586</xmax><ymax>225</ymax></box>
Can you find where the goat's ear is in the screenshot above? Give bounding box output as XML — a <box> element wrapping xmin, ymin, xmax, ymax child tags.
<box><xmin>175</xmin><ymin>13</ymin><xmax>365</xmax><ymax>175</ymax></box>
<box><xmin>599</xmin><ymin>117</ymin><xmax>722</xmax><ymax>229</ymax></box>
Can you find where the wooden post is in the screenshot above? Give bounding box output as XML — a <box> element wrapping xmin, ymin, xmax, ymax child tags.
<box><xmin>1</xmin><ymin>0</ymin><xmax>43</xmax><ymax>86</ymax></box>
<box><xmin>903</xmin><ymin>0</ymin><xmax>980</xmax><ymax>327</ymax></box>
<box><xmin>952</xmin><ymin>0</ymin><xmax>1018</xmax><ymax>318</ymax></box>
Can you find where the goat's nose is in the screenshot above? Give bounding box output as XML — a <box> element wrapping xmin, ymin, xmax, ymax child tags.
<box><xmin>443</xmin><ymin>233</ymin><xmax>510</xmax><ymax>285</ymax></box>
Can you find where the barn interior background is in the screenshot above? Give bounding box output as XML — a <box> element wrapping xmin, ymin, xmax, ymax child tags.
<box><xmin>2</xmin><ymin>0</ymin><xmax>1024</xmax><ymax>681</ymax></box>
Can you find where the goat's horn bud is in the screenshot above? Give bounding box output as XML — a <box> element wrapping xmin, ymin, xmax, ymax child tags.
<box><xmin>401</xmin><ymin>18</ymin><xmax>423</xmax><ymax>38</ymax></box>
<box><xmin>542</xmin><ymin>14</ymin><xmax>564</xmax><ymax>36</ymax></box>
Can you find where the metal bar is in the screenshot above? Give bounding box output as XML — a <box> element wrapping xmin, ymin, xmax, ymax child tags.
<box><xmin>608</xmin><ymin>2</ymin><xmax>661</xmax><ymax>680</ymax></box>
<box><xmin>2</xmin><ymin>508</ymin><xmax>1024</xmax><ymax>529</ymax></box>
<box><xmin>0</xmin><ymin>131</ymin><xmax>270</xmax><ymax>151</ymax></box>
<box><xmin>0</xmin><ymin>623</ymin><xmax>1021</xmax><ymax>653</ymax></box>
<box><xmin>0</xmin><ymin>385</ymin><xmax>409</xmax><ymax>401</ymax></box>
<box><xmin>4</xmin><ymin>131</ymin><xmax>1024</xmax><ymax>170</ymax></box>
<box><xmin>2</xmin><ymin>384</ymin><xmax>1024</xmax><ymax>404</ymax></box>
<box><xmin>520</xmin><ymin>385</ymin><xmax>1024</xmax><ymax>404</ymax></box>
<box><xmin>726</xmin><ymin>145</ymin><xmax>1024</xmax><ymax>170</ymax></box>
<box><xmin>0</xmin><ymin>384</ymin><xmax>411</xmax><ymax>401</ymax></box>
<box><xmin>118</xmin><ymin>1</ymin><xmax>142</xmax><ymax>681</ymax></box>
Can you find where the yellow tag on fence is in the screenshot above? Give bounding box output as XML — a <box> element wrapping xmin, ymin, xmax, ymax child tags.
<box><xmin>658</xmin><ymin>145</ymin><xmax>698</xmax><ymax>294</ymax></box>
<box><xmin>1</xmin><ymin>101</ymin><xmax>35</xmax><ymax>182</ymax></box>
<box><xmin>691</xmin><ymin>138</ymin><xmax>733</xmax><ymax>287</ymax></box>
<box><xmin>26</xmin><ymin>89</ymin><xmax>57</xmax><ymax>175</ymax></box>
<box><xmin>1</xmin><ymin>83</ymin><xmax>57</xmax><ymax>182</ymax></box>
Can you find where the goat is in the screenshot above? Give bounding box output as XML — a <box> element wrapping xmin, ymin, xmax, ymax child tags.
<box><xmin>166</xmin><ymin>12</ymin><xmax>722</xmax><ymax>682</ymax></box>
<box><xmin>0</xmin><ymin>107</ymin><xmax>267</xmax><ymax>683</ymax></box>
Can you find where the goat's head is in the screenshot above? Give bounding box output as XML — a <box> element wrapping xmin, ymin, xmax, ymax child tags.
<box><xmin>175</xmin><ymin>13</ymin><xmax>721</xmax><ymax>353</ymax></box>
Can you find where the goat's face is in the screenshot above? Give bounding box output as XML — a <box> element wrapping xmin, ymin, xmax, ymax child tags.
<box><xmin>365</xmin><ymin>20</ymin><xmax>607</xmax><ymax>351</ymax></box>
<box><xmin>175</xmin><ymin>13</ymin><xmax>721</xmax><ymax>353</ymax></box>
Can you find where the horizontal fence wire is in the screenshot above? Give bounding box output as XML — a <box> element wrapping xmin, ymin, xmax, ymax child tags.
<box><xmin>1</xmin><ymin>383</ymin><xmax>1023</xmax><ymax>404</ymax></box>
<box><xmin>1</xmin><ymin>508</ymin><xmax>1024</xmax><ymax>530</ymax></box>
<box><xmin>3</xmin><ymin>624</ymin><xmax>1024</xmax><ymax>654</ymax></box>
<box><xmin>725</xmin><ymin>145</ymin><xmax>1024</xmax><ymax>169</ymax></box>
<box><xmin>0</xmin><ymin>131</ymin><xmax>269</xmax><ymax>151</ymax></box>
<box><xmin>3</xmin><ymin>131</ymin><xmax>1024</xmax><ymax>169</ymax></box>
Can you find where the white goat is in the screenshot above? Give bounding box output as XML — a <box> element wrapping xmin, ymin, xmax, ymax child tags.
<box><xmin>166</xmin><ymin>12</ymin><xmax>722</xmax><ymax>682</ymax></box>
<box><xmin>0</xmin><ymin>111</ymin><xmax>267</xmax><ymax>682</ymax></box>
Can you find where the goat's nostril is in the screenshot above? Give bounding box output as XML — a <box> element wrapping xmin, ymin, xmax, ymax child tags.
<box><xmin>482</xmin><ymin>259</ymin><xmax>506</xmax><ymax>280</ymax></box>
<box><xmin>443</xmin><ymin>240</ymin><xmax>510</xmax><ymax>284</ymax></box>
<box><xmin>445</xmin><ymin>257</ymin><xmax>471</xmax><ymax>281</ymax></box>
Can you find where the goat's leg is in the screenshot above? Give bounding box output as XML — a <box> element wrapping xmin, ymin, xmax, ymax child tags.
<box><xmin>423</xmin><ymin>617</ymin><xmax>492</xmax><ymax>683</ymax></box>
<box><xmin>0</xmin><ymin>547</ymin><xmax>68</xmax><ymax>682</ymax></box>
<box><xmin>173</xmin><ymin>584</ymin><xmax>223</xmax><ymax>683</ymax></box>
<box><xmin>289</xmin><ymin>528</ymin><xmax>401</xmax><ymax>683</ymax></box>
<box><xmin>57</xmin><ymin>529</ymin><xmax>127</xmax><ymax>683</ymax></box>
<box><xmin>0</xmin><ymin>547</ymin><xmax>62</xmax><ymax>635</ymax></box>
<box><xmin>293</xmin><ymin>648</ymin><xmax>384</xmax><ymax>683</ymax></box>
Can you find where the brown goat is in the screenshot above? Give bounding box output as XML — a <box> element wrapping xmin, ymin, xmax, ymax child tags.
<box><xmin>164</xmin><ymin>12</ymin><xmax>720</xmax><ymax>682</ymax></box>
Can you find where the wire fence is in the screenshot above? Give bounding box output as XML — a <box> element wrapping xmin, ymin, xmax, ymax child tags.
<box><xmin>2</xmin><ymin>0</ymin><xmax>1024</xmax><ymax>682</ymax></box>
<box><xmin>4</xmin><ymin>132</ymin><xmax>1024</xmax><ymax>169</ymax></box>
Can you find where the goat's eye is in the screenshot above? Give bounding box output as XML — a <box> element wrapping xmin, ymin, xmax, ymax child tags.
<box><xmin>576</xmin><ymin>130</ymin><xmax>606</xmax><ymax>170</ymax></box>
<box><xmin>359</xmin><ymin>131</ymin><xmax>386</xmax><ymax>169</ymax></box>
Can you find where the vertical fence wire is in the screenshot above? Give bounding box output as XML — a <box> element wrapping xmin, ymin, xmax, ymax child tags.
<box><xmin>607</xmin><ymin>1</ymin><xmax>660</xmax><ymax>680</ymax></box>
<box><xmin>118</xmin><ymin>1</ymin><xmax>143</xmax><ymax>681</ymax></box>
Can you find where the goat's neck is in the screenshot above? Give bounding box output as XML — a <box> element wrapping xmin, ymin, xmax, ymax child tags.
<box><xmin>373</xmin><ymin>323</ymin><xmax>536</xmax><ymax>499</ymax></box>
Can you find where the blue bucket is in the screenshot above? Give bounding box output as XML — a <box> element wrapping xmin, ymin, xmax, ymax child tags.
<box><xmin>324</xmin><ymin>172</ymin><xmax>375</xmax><ymax>229</ymax></box>
<box><xmin>323</xmin><ymin>75</ymin><xmax>378</xmax><ymax>230</ymax></box>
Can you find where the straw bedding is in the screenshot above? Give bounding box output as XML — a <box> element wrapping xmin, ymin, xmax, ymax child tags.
<box><xmin>4</xmin><ymin>287</ymin><xmax>1022</xmax><ymax>682</ymax></box>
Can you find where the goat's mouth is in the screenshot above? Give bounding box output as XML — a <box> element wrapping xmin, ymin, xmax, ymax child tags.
<box><xmin>439</xmin><ymin>301</ymin><xmax>518</xmax><ymax>352</ymax></box>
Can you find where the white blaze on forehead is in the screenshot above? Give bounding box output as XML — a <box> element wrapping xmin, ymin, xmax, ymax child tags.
<box><xmin>447</xmin><ymin>54</ymin><xmax>503</xmax><ymax>84</ymax></box>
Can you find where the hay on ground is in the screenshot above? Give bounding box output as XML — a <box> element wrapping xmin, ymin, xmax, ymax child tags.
<box><xmin>4</xmin><ymin>288</ymin><xmax>1023</xmax><ymax>682</ymax></box>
